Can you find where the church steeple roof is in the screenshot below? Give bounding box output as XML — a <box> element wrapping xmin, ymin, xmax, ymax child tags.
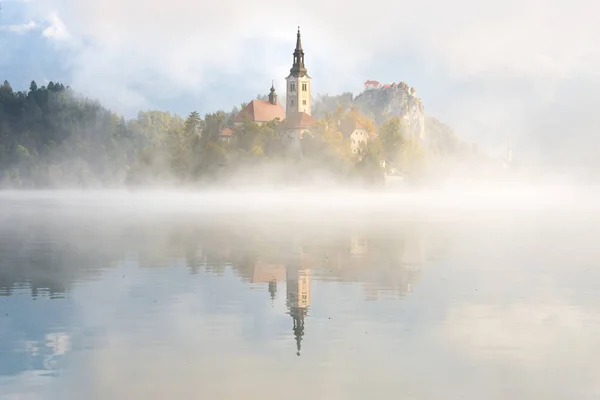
<box><xmin>268</xmin><ymin>80</ymin><xmax>277</xmax><ymax>105</ymax></box>
<box><xmin>295</xmin><ymin>26</ymin><xmax>303</xmax><ymax>52</ymax></box>
<box><xmin>289</xmin><ymin>27</ymin><xmax>309</xmax><ymax>78</ymax></box>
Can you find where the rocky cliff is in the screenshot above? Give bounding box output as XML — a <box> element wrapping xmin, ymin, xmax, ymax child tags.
<box><xmin>353</xmin><ymin>83</ymin><xmax>425</xmax><ymax>141</ymax></box>
<box><xmin>312</xmin><ymin>83</ymin><xmax>462</xmax><ymax>149</ymax></box>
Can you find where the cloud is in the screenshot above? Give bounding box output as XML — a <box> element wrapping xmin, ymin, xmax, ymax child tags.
<box><xmin>13</xmin><ymin>0</ymin><xmax>600</xmax><ymax>161</ymax></box>
<box><xmin>41</xmin><ymin>12</ymin><xmax>70</xmax><ymax>41</ymax></box>
<box><xmin>0</xmin><ymin>20</ymin><xmax>37</xmax><ymax>34</ymax></box>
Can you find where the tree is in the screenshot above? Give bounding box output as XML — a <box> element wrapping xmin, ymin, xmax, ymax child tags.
<box><xmin>1</xmin><ymin>80</ymin><xmax>13</xmax><ymax>93</ymax></box>
<box><xmin>202</xmin><ymin>111</ymin><xmax>227</xmax><ymax>144</ymax></box>
<box><xmin>378</xmin><ymin>117</ymin><xmax>407</xmax><ymax>164</ymax></box>
<box><xmin>354</xmin><ymin>140</ymin><xmax>385</xmax><ymax>186</ymax></box>
<box><xmin>398</xmin><ymin>139</ymin><xmax>428</xmax><ymax>184</ymax></box>
<box><xmin>348</xmin><ymin>106</ymin><xmax>376</xmax><ymax>133</ymax></box>
<box><xmin>235</xmin><ymin>120</ymin><xmax>261</xmax><ymax>152</ymax></box>
<box><xmin>184</xmin><ymin>111</ymin><xmax>203</xmax><ymax>136</ymax></box>
<box><xmin>251</xmin><ymin>145</ymin><xmax>264</xmax><ymax>157</ymax></box>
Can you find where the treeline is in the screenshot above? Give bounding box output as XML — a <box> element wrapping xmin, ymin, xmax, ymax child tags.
<box><xmin>0</xmin><ymin>80</ymin><xmax>138</xmax><ymax>187</ymax></box>
<box><xmin>0</xmin><ymin>80</ymin><xmax>484</xmax><ymax>188</ymax></box>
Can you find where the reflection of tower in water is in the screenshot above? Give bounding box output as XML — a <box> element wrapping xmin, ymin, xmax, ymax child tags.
<box><xmin>268</xmin><ymin>280</ymin><xmax>277</xmax><ymax>301</ymax></box>
<box><xmin>252</xmin><ymin>262</ymin><xmax>285</xmax><ymax>304</ymax></box>
<box><xmin>286</xmin><ymin>266</ymin><xmax>311</xmax><ymax>356</ymax></box>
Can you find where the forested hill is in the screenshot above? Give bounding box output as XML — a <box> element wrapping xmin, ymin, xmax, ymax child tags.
<box><xmin>0</xmin><ymin>80</ymin><xmax>219</xmax><ymax>188</ymax></box>
<box><xmin>0</xmin><ymin>80</ymin><xmax>487</xmax><ymax>189</ymax></box>
<box><xmin>1</xmin><ymin>80</ymin><xmax>134</xmax><ymax>187</ymax></box>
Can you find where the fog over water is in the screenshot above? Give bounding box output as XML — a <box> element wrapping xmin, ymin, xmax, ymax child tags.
<box><xmin>2</xmin><ymin>188</ymin><xmax>600</xmax><ymax>399</ymax></box>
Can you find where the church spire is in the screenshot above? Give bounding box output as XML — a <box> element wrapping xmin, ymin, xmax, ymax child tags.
<box><xmin>289</xmin><ymin>26</ymin><xmax>308</xmax><ymax>77</ymax></box>
<box><xmin>295</xmin><ymin>26</ymin><xmax>303</xmax><ymax>52</ymax></box>
<box><xmin>268</xmin><ymin>80</ymin><xmax>277</xmax><ymax>105</ymax></box>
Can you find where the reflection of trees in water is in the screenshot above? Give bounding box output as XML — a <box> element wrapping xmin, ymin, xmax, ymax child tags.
<box><xmin>193</xmin><ymin>221</ymin><xmax>436</xmax><ymax>355</ymax></box>
<box><xmin>0</xmin><ymin>212</ymin><xmax>446</xmax><ymax>360</ymax></box>
<box><xmin>0</xmin><ymin>214</ymin><xmax>128</xmax><ymax>297</ymax></box>
<box><xmin>0</xmin><ymin>213</ymin><xmax>444</xmax><ymax>301</ymax></box>
<box><xmin>0</xmin><ymin>212</ymin><xmax>125</xmax><ymax>377</ymax></box>
<box><xmin>217</xmin><ymin>223</ymin><xmax>431</xmax><ymax>301</ymax></box>
<box><xmin>329</xmin><ymin>227</ymin><xmax>427</xmax><ymax>300</ymax></box>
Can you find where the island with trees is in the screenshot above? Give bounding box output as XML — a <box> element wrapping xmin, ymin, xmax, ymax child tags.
<box><xmin>0</xmin><ymin>79</ymin><xmax>494</xmax><ymax>189</ymax></box>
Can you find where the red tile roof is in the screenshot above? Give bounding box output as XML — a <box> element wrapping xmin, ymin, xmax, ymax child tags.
<box><xmin>252</xmin><ymin>263</ymin><xmax>286</xmax><ymax>283</ymax></box>
<box><xmin>365</xmin><ymin>80</ymin><xmax>380</xmax><ymax>85</ymax></box>
<box><xmin>219</xmin><ymin>128</ymin><xmax>233</xmax><ymax>137</ymax></box>
<box><xmin>283</xmin><ymin>112</ymin><xmax>316</xmax><ymax>129</ymax></box>
<box><xmin>383</xmin><ymin>84</ymin><xmax>391</xmax><ymax>89</ymax></box>
<box><xmin>233</xmin><ymin>100</ymin><xmax>286</xmax><ymax>123</ymax></box>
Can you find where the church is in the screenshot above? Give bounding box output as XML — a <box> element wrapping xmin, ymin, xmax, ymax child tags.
<box><xmin>232</xmin><ymin>27</ymin><xmax>316</xmax><ymax>149</ymax></box>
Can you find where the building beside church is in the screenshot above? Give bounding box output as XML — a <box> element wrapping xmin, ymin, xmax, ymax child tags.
<box><xmin>218</xmin><ymin>128</ymin><xmax>233</xmax><ymax>142</ymax></box>
<box><xmin>337</xmin><ymin>117</ymin><xmax>372</xmax><ymax>155</ymax></box>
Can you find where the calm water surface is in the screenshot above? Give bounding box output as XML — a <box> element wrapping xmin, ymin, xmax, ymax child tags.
<box><xmin>1</xmin><ymin>190</ymin><xmax>600</xmax><ymax>399</ymax></box>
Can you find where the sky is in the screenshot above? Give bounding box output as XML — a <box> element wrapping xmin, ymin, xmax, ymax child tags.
<box><xmin>1</xmin><ymin>0</ymin><xmax>599</xmax><ymax>162</ymax></box>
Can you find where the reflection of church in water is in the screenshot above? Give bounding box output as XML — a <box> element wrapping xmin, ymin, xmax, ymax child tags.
<box><xmin>251</xmin><ymin>260</ymin><xmax>311</xmax><ymax>356</ymax></box>
<box><xmin>248</xmin><ymin>227</ymin><xmax>428</xmax><ymax>355</ymax></box>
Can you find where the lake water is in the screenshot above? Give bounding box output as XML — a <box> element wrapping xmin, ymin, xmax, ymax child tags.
<box><xmin>2</xmin><ymin>189</ymin><xmax>600</xmax><ymax>399</ymax></box>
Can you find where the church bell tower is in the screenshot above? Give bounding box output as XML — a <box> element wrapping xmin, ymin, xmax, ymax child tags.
<box><xmin>286</xmin><ymin>27</ymin><xmax>312</xmax><ymax>118</ymax></box>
